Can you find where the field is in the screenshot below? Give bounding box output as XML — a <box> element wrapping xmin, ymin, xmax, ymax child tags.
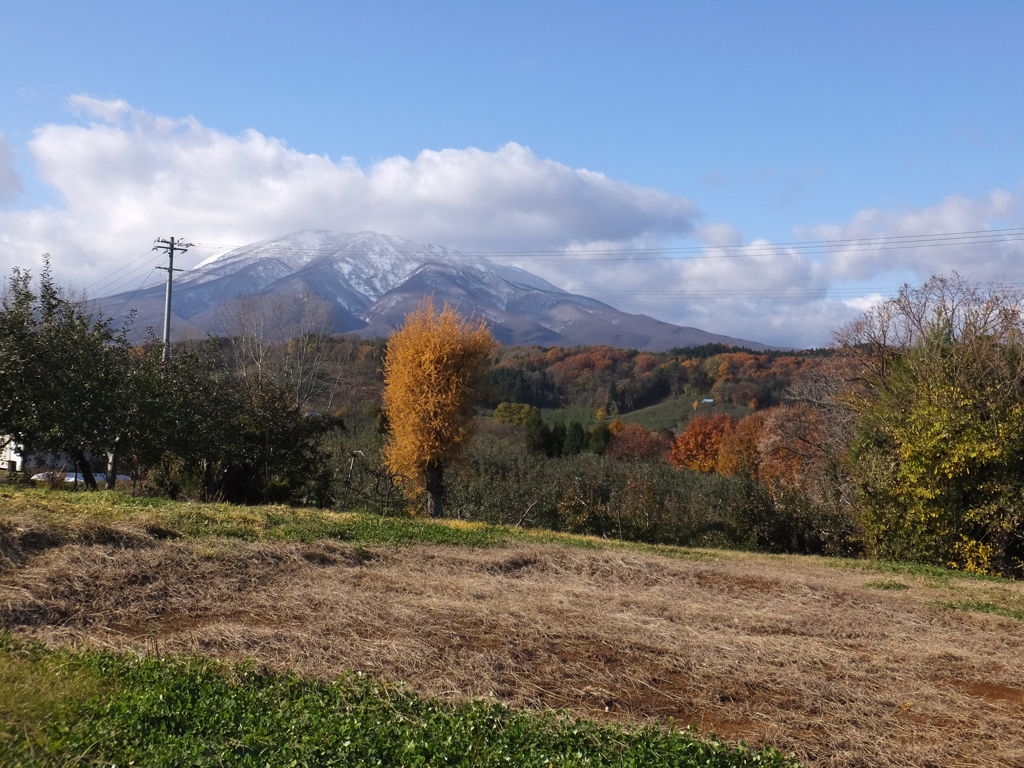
<box><xmin>2</xmin><ymin>490</ymin><xmax>1024</xmax><ymax>766</ymax></box>
<box><xmin>618</xmin><ymin>397</ymin><xmax>753</xmax><ymax>433</ymax></box>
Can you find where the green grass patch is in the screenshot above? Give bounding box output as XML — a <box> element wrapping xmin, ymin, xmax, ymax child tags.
<box><xmin>0</xmin><ymin>488</ymin><xmax>729</xmax><ymax>564</ymax></box>
<box><xmin>0</xmin><ymin>637</ymin><xmax>113</xmax><ymax>766</ymax></box>
<box><xmin>619</xmin><ymin>398</ymin><xmax>753</xmax><ymax>434</ymax></box>
<box><xmin>824</xmin><ymin>555</ymin><xmax>1009</xmax><ymax>588</ymax></box>
<box><xmin>0</xmin><ymin>635</ymin><xmax>798</xmax><ymax>768</ymax></box>
<box><xmin>935</xmin><ymin>599</ymin><xmax>1024</xmax><ymax>623</ymax></box>
<box><xmin>536</xmin><ymin>405</ymin><xmax>602</xmax><ymax>428</ymax></box>
<box><xmin>864</xmin><ymin>581</ymin><xmax>913</xmax><ymax>593</ymax></box>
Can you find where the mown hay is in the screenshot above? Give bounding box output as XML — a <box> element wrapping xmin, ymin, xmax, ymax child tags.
<box><xmin>2</xmin><ymin>536</ymin><xmax>1024</xmax><ymax>767</ymax></box>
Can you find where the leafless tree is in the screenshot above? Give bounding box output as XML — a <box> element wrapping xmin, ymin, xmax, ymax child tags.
<box><xmin>219</xmin><ymin>290</ymin><xmax>334</xmax><ymax>409</ymax></box>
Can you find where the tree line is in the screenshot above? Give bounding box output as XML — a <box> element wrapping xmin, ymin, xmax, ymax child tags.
<box><xmin>661</xmin><ymin>275</ymin><xmax>1024</xmax><ymax>576</ymax></box>
<box><xmin>486</xmin><ymin>343</ymin><xmax>830</xmax><ymax>415</ymax></box>
<box><xmin>0</xmin><ymin>261</ymin><xmax>333</xmax><ymax>503</ymax></box>
<box><xmin>5</xmin><ymin>261</ymin><xmax>1022</xmax><ymax>578</ymax></box>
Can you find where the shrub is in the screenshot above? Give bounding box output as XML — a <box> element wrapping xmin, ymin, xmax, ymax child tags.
<box><xmin>493</xmin><ymin>402</ymin><xmax>536</xmax><ymax>426</ymax></box>
<box><xmin>444</xmin><ymin>432</ymin><xmax>859</xmax><ymax>555</ymax></box>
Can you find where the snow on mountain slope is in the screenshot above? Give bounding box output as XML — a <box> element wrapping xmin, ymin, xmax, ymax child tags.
<box><xmin>93</xmin><ymin>230</ymin><xmax>777</xmax><ymax>351</ymax></box>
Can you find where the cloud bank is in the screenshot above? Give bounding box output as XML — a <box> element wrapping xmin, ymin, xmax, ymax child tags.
<box><xmin>1</xmin><ymin>97</ymin><xmax>1022</xmax><ymax>348</ymax></box>
<box><xmin>808</xmin><ymin>191</ymin><xmax>1021</xmax><ymax>283</ymax></box>
<box><xmin>0</xmin><ymin>96</ymin><xmax>697</xmax><ymax>283</ymax></box>
<box><xmin>523</xmin><ymin>188</ymin><xmax>1024</xmax><ymax>348</ymax></box>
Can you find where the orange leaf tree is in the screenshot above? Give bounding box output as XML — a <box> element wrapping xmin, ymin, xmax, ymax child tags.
<box><xmin>668</xmin><ymin>413</ymin><xmax>736</xmax><ymax>472</ymax></box>
<box><xmin>716</xmin><ymin>410</ymin><xmax>769</xmax><ymax>480</ymax></box>
<box><xmin>383</xmin><ymin>298</ymin><xmax>493</xmax><ymax>517</ymax></box>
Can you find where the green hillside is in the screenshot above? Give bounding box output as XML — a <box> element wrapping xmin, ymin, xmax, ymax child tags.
<box><xmin>618</xmin><ymin>397</ymin><xmax>754</xmax><ymax>433</ymax></box>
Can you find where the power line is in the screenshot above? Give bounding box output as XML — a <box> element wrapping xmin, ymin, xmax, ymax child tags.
<box><xmin>108</xmin><ymin>270</ymin><xmax>156</xmax><ymax>319</ymax></box>
<box><xmin>83</xmin><ymin>249</ymin><xmax>156</xmax><ymax>291</ymax></box>
<box><xmin>580</xmin><ymin>280</ymin><xmax>1024</xmax><ymax>301</ymax></box>
<box><xmin>88</xmin><ymin>226</ymin><xmax>1024</xmax><ymax>312</ymax></box>
<box><xmin>585</xmin><ymin>290</ymin><xmax>890</xmax><ymax>297</ymax></box>
<box><xmin>90</xmin><ymin>255</ymin><xmax>165</xmax><ymax>298</ymax></box>
<box><xmin>88</xmin><ymin>253</ymin><xmax>165</xmax><ymax>299</ymax></box>
<box><xmin>186</xmin><ymin>226</ymin><xmax>1024</xmax><ymax>263</ymax></box>
<box><xmin>190</xmin><ymin>225</ymin><xmax>1024</xmax><ymax>253</ymax></box>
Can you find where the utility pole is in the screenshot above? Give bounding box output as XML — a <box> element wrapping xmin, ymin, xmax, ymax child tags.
<box><xmin>153</xmin><ymin>236</ymin><xmax>192</xmax><ymax>361</ymax></box>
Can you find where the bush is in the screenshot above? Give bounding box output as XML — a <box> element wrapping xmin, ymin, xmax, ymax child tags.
<box><xmin>330</xmin><ymin>426</ymin><xmax>411</xmax><ymax>517</ymax></box>
<box><xmin>493</xmin><ymin>402</ymin><xmax>536</xmax><ymax>425</ymax></box>
<box><xmin>444</xmin><ymin>430</ymin><xmax>860</xmax><ymax>556</ymax></box>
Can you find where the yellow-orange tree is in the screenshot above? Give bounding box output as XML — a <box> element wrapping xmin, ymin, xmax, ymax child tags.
<box><xmin>383</xmin><ymin>298</ymin><xmax>493</xmax><ymax>517</ymax></box>
<box><xmin>667</xmin><ymin>413</ymin><xmax>736</xmax><ymax>472</ymax></box>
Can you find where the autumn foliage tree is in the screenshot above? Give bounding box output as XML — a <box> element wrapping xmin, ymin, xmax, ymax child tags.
<box><xmin>383</xmin><ymin>299</ymin><xmax>493</xmax><ymax>517</ymax></box>
<box><xmin>604</xmin><ymin>423</ymin><xmax>670</xmax><ymax>463</ymax></box>
<box><xmin>715</xmin><ymin>410</ymin><xmax>768</xmax><ymax>480</ymax></box>
<box><xmin>668</xmin><ymin>413</ymin><xmax>736</xmax><ymax>472</ymax></box>
<box><xmin>837</xmin><ymin>275</ymin><xmax>1024</xmax><ymax>575</ymax></box>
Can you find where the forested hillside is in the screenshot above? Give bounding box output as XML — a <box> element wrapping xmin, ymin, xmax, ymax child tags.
<box><xmin>485</xmin><ymin>342</ymin><xmax>832</xmax><ymax>414</ymax></box>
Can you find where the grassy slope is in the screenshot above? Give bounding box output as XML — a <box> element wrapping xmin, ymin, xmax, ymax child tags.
<box><xmin>3</xmin><ymin>490</ymin><xmax>1024</xmax><ymax>767</ymax></box>
<box><xmin>0</xmin><ymin>488</ymin><xmax>729</xmax><ymax>561</ymax></box>
<box><xmin>618</xmin><ymin>398</ymin><xmax>753</xmax><ymax>433</ymax></box>
<box><xmin>0</xmin><ymin>490</ymin><xmax>790</xmax><ymax>767</ymax></box>
<box><xmin>483</xmin><ymin>398</ymin><xmax>752</xmax><ymax>434</ymax></box>
<box><xmin>0</xmin><ymin>486</ymin><xmax>1013</xmax><ymax>603</ymax></box>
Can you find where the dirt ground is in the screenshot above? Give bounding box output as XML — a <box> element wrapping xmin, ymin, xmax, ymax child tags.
<box><xmin>2</xmin><ymin>536</ymin><xmax>1023</xmax><ymax>767</ymax></box>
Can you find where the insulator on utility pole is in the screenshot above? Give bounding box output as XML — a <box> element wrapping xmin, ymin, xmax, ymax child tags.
<box><xmin>153</xmin><ymin>236</ymin><xmax>192</xmax><ymax>361</ymax></box>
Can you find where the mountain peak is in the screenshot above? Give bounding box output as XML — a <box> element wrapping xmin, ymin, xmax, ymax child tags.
<box><xmin>95</xmin><ymin>231</ymin><xmax>778</xmax><ymax>351</ymax></box>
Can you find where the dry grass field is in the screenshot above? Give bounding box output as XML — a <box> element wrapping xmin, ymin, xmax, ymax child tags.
<box><xmin>2</xmin><ymin>497</ymin><xmax>1024</xmax><ymax>767</ymax></box>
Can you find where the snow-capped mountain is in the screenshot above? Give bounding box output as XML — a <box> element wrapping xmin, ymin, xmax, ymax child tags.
<box><xmin>93</xmin><ymin>231</ymin><xmax>776</xmax><ymax>351</ymax></box>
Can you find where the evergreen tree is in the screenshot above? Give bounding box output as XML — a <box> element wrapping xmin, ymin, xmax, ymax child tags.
<box><xmin>0</xmin><ymin>259</ymin><xmax>129</xmax><ymax>489</ymax></box>
<box><xmin>587</xmin><ymin>422</ymin><xmax>612</xmax><ymax>455</ymax></box>
<box><xmin>563</xmin><ymin>420</ymin><xmax>587</xmax><ymax>456</ymax></box>
<box><xmin>549</xmin><ymin>414</ymin><xmax>567</xmax><ymax>458</ymax></box>
<box><xmin>524</xmin><ymin>407</ymin><xmax>552</xmax><ymax>456</ymax></box>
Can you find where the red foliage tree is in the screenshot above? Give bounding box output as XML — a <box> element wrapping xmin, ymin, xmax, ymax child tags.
<box><xmin>604</xmin><ymin>423</ymin><xmax>670</xmax><ymax>463</ymax></box>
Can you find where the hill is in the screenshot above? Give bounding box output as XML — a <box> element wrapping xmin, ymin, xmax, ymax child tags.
<box><xmin>91</xmin><ymin>230</ymin><xmax>780</xmax><ymax>351</ymax></box>
<box><xmin>3</xmin><ymin>491</ymin><xmax>1023</xmax><ymax>767</ymax></box>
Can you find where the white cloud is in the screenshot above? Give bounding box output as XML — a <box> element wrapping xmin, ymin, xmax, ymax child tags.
<box><xmin>522</xmin><ymin>189</ymin><xmax>1024</xmax><ymax>349</ymax></box>
<box><xmin>842</xmin><ymin>293</ymin><xmax>886</xmax><ymax>312</ymax></box>
<box><xmin>0</xmin><ymin>133</ymin><xmax>23</xmax><ymax>203</ymax></box>
<box><xmin>521</xmin><ymin>233</ymin><xmax>841</xmax><ymax>348</ymax></box>
<box><xmin>67</xmin><ymin>95</ymin><xmax>133</xmax><ymax>124</ymax></box>
<box><xmin>814</xmin><ymin>191</ymin><xmax>1022</xmax><ymax>283</ymax></box>
<box><xmin>0</xmin><ymin>97</ymin><xmax>699</xmax><ymax>290</ymax></box>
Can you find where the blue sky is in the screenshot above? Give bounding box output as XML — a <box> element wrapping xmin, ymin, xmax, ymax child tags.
<box><xmin>1</xmin><ymin>0</ymin><xmax>1022</xmax><ymax>347</ymax></box>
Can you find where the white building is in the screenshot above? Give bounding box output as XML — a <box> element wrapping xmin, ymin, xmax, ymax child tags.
<box><xmin>1</xmin><ymin>437</ymin><xmax>23</xmax><ymax>473</ymax></box>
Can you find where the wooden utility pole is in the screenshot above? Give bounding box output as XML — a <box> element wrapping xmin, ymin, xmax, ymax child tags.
<box><xmin>153</xmin><ymin>237</ymin><xmax>192</xmax><ymax>361</ymax></box>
